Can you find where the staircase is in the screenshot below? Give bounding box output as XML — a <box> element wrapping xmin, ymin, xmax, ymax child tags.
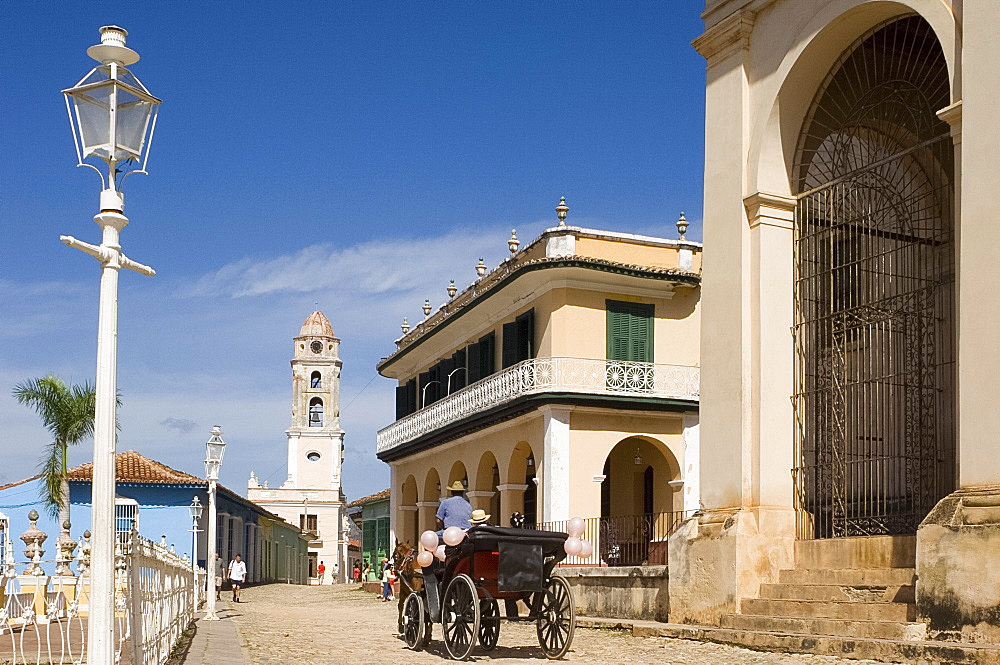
<box><xmin>721</xmin><ymin>535</ymin><xmax>928</xmax><ymax>642</ymax></box>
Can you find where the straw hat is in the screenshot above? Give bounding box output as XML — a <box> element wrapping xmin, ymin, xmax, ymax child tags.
<box><xmin>447</xmin><ymin>480</ymin><xmax>466</xmax><ymax>492</ymax></box>
<box><xmin>470</xmin><ymin>509</ymin><xmax>490</xmax><ymax>524</ymax></box>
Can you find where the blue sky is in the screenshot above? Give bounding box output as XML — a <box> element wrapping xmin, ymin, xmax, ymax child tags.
<box><xmin>0</xmin><ymin>1</ymin><xmax>707</xmax><ymax>502</ymax></box>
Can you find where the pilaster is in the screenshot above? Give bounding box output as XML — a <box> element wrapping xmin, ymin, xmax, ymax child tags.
<box><xmin>541</xmin><ymin>406</ymin><xmax>571</xmax><ymax>523</ymax></box>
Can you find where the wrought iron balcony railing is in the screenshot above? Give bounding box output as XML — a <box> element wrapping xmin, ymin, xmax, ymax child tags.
<box><xmin>376</xmin><ymin>357</ymin><xmax>699</xmax><ymax>453</ymax></box>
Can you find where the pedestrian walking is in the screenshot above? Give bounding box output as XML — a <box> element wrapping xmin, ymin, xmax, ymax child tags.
<box><xmin>363</xmin><ymin>562</ymin><xmax>370</xmax><ymax>582</ymax></box>
<box><xmin>317</xmin><ymin>560</ymin><xmax>326</xmax><ymax>584</ymax></box>
<box><xmin>381</xmin><ymin>564</ymin><xmax>396</xmax><ymax>602</ymax></box>
<box><xmin>353</xmin><ymin>564</ymin><xmax>360</xmax><ymax>583</ymax></box>
<box><xmin>229</xmin><ymin>554</ymin><xmax>247</xmax><ymax>603</ymax></box>
<box><xmin>213</xmin><ymin>552</ymin><xmax>224</xmax><ymax>601</ymax></box>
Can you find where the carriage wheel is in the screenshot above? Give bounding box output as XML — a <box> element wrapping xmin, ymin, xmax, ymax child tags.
<box><xmin>441</xmin><ymin>574</ymin><xmax>480</xmax><ymax>660</ymax></box>
<box><xmin>535</xmin><ymin>576</ymin><xmax>575</xmax><ymax>659</ymax></box>
<box><xmin>402</xmin><ymin>593</ymin><xmax>427</xmax><ymax>650</ymax></box>
<box><xmin>478</xmin><ymin>596</ymin><xmax>500</xmax><ymax>651</ymax></box>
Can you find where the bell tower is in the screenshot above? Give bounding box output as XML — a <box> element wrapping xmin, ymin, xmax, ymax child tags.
<box><xmin>285</xmin><ymin>310</ymin><xmax>344</xmax><ymax>489</ymax></box>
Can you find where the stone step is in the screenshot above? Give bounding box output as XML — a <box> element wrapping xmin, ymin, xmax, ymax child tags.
<box><xmin>721</xmin><ymin>612</ymin><xmax>927</xmax><ymax>640</ymax></box>
<box><xmin>741</xmin><ymin>598</ymin><xmax>916</xmax><ymax>621</ymax></box>
<box><xmin>759</xmin><ymin>582</ymin><xmax>915</xmax><ymax>603</ymax></box>
<box><xmin>794</xmin><ymin>535</ymin><xmax>915</xmax><ymax>569</ymax></box>
<box><xmin>778</xmin><ymin>566</ymin><xmax>916</xmax><ymax>586</ymax></box>
<box><xmin>628</xmin><ymin>621</ymin><xmax>1000</xmax><ymax>664</ymax></box>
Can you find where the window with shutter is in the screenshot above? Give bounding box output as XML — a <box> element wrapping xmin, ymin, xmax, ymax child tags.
<box><xmin>467</xmin><ymin>343</ymin><xmax>482</xmax><ymax>383</ymax></box>
<box><xmin>479</xmin><ymin>332</ymin><xmax>496</xmax><ymax>376</ymax></box>
<box><xmin>418</xmin><ymin>372</ymin><xmax>430</xmax><ymax>408</ymax></box>
<box><xmin>606</xmin><ymin>300</ymin><xmax>653</xmax><ymax>362</ymax></box>
<box><xmin>395</xmin><ymin>385</ymin><xmax>408</xmax><ymax>420</ymax></box>
<box><xmin>502</xmin><ymin>321</ymin><xmax>519</xmax><ymax>368</ymax></box>
<box><xmin>406</xmin><ymin>379</ymin><xmax>417</xmax><ymax>414</ymax></box>
<box><xmin>516</xmin><ymin>309</ymin><xmax>534</xmax><ymax>361</ymax></box>
<box><xmin>451</xmin><ymin>349</ymin><xmax>467</xmax><ymax>391</ymax></box>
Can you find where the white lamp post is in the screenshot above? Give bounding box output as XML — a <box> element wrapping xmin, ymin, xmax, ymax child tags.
<box><xmin>60</xmin><ymin>26</ymin><xmax>160</xmax><ymax>665</ymax></box>
<box><xmin>204</xmin><ymin>426</ymin><xmax>227</xmax><ymax>620</ymax></box>
<box><xmin>189</xmin><ymin>496</ymin><xmax>203</xmax><ymax>613</ymax></box>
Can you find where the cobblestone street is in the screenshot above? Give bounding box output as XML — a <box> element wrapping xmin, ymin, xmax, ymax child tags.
<box><xmin>223</xmin><ymin>584</ymin><xmax>883</xmax><ymax>665</ymax></box>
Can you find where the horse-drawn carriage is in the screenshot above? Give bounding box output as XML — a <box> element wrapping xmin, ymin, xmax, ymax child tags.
<box><xmin>399</xmin><ymin>525</ymin><xmax>576</xmax><ymax>661</ymax></box>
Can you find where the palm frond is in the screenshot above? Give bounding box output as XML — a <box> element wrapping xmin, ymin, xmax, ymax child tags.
<box><xmin>38</xmin><ymin>439</ymin><xmax>63</xmax><ymax>519</ymax></box>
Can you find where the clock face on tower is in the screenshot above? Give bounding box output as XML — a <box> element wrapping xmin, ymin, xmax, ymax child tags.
<box><xmin>310</xmin><ymin>341</ymin><xmax>323</xmax><ymax>354</ymax></box>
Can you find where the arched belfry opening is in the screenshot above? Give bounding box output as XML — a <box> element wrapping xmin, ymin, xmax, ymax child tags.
<box><xmin>792</xmin><ymin>15</ymin><xmax>956</xmax><ymax>539</ymax></box>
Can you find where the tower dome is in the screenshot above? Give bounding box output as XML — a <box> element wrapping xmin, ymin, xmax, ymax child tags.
<box><xmin>299</xmin><ymin>311</ymin><xmax>335</xmax><ymax>338</ymax></box>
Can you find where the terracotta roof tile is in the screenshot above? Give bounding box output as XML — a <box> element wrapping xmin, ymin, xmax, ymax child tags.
<box><xmin>66</xmin><ymin>450</ymin><xmax>203</xmax><ymax>485</ymax></box>
<box><xmin>347</xmin><ymin>488</ymin><xmax>390</xmax><ymax>507</ymax></box>
<box><xmin>0</xmin><ymin>474</ymin><xmax>42</xmax><ymax>492</ymax></box>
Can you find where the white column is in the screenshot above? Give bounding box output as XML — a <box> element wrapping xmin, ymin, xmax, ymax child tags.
<box><xmin>682</xmin><ymin>413</ymin><xmax>700</xmax><ymax>513</ymax></box>
<box><xmin>541</xmin><ymin>406</ymin><xmax>571</xmax><ymax>523</ymax></box>
<box><xmin>388</xmin><ymin>464</ymin><xmax>398</xmax><ymax>551</ymax></box>
<box><xmin>88</xmin><ymin>208</ymin><xmax>127</xmax><ymax>665</ymax></box>
<box><xmin>286</xmin><ymin>433</ymin><xmax>298</xmax><ymax>486</ymax></box>
<box><xmin>204</xmin><ymin>480</ymin><xmax>219</xmax><ymax>620</ymax></box>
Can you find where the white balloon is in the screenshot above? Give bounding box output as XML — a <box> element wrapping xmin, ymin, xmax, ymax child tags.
<box><xmin>443</xmin><ymin>526</ymin><xmax>465</xmax><ymax>546</ymax></box>
<box><xmin>564</xmin><ymin>537</ymin><xmax>582</xmax><ymax>556</ymax></box>
<box><xmin>435</xmin><ymin>544</ymin><xmax>447</xmax><ymax>561</ymax></box>
<box><xmin>579</xmin><ymin>539</ymin><xmax>593</xmax><ymax>558</ymax></box>
<box><xmin>416</xmin><ymin>550</ymin><xmax>434</xmax><ymax>567</ymax></box>
<box><xmin>567</xmin><ymin>517</ymin><xmax>586</xmax><ymax>539</ymax></box>
<box><xmin>420</xmin><ymin>530</ymin><xmax>439</xmax><ymax>551</ymax></box>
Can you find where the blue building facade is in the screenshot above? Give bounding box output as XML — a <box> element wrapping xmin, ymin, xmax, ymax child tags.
<box><xmin>0</xmin><ymin>451</ymin><xmax>308</xmax><ymax>583</ymax></box>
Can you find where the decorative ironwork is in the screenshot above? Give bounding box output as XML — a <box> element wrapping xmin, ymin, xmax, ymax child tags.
<box><xmin>1</xmin><ymin>515</ymin><xmax>197</xmax><ymax>665</ymax></box>
<box><xmin>377</xmin><ymin>357</ymin><xmax>700</xmax><ymax>453</ymax></box>
<box><xmin>792</xmin><ymin>16</ymin><xmax>956</xmax><ymax>539</ymax></box>
<box><xmin>535</xmin><ymin>511</ymin><xmax>692</xmax><ymax>567</ymax></box>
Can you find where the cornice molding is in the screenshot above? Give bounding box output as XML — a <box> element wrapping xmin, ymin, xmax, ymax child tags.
<box><xmin>692</xmin><ymin>10</ymin><xmax>755</xmax><ymax>65</ymax></box>
<box><xmin>744</xmin><ymin>191</ymin><xmax>796</xmax><ymax>230</ymax></box>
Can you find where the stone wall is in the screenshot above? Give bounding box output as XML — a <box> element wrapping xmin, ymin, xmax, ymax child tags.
<box><xmin>559</xmin><ymin>566</ymin><xmax>669</xmax><ymax>622</ymax></box>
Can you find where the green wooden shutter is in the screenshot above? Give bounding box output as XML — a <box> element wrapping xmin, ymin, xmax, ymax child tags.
<box><xmin>480</xmin><ymin>332</ymin><xmax>496</xmax><ymax>375</ymax></box>
<box><xmin>606</xmin><ymin>300</ymin><xmax>653</xmax><ymax>362</ymax></box>
<box><xmin>467</xmin><ymin>343</ymin><xmax>481</xmax><ymax>382</ymax></box>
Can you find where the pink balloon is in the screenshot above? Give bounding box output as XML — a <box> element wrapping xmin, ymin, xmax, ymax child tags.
<box><xmin>420</xmin><ymin>530</ymin><xmax>438</xmax><ymax>551</ymax></box>
<box><xmin>564</xmin><ymin>537</ymin><xmax>582</xmax><ymax>556</ymax></box>
<box><xmin>443</xmin><ymin>526</ymin><xmax>465</xmax><ymax>546</ymax></box>
<box><xmin>435</xmin><ymin>544</ymin><xmax>447</xmax><ymax>561</ymax></box>
<box><xmin>567</xmin><ymin>517</ymin><xmax>586</xmax><ymax>539</ymax></box>
<box><xmin>579</xmin><ymin>539</ymin><xmax>593</xmax><ymax>558</ymax></box>
<box><xmin>416</xmin><ymin>550</ymin><xmax>434</xmax><ymax>567</ymax></box>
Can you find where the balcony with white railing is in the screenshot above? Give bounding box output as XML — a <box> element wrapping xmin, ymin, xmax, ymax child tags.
<box><xmin>376</xmin><ymin>357</ymin><xmax>699</xmax><ymax>454</ymax></box>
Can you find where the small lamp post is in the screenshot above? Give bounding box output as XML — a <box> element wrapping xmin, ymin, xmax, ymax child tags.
<box><xmin>60</xmin><ymin>26</ymin><xmax>160</xmax><ymax>664</ymax></box>
<box><xmin>204</xmin><ymin>426</ymin><xmax>226</xmax><ymax>621</ymax></box>
<box><xmin>189</xmin><ymin>496</ymin><xmax>203</xmax><ymax>612</ymax></box>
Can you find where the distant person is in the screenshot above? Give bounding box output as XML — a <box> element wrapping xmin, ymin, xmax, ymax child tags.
<box><xmin>317</xmin><ymin>561</ymin><xmax>326</xmax><ymax>584</ymax></box>
<box><xmin>229</xmin><ymin>554</ymin><xmax>247</xmax><ymax>603</ymax></box>
<box><xmin>436</xmin><ymin>480</ymin><xmax>473</xmax><ymax>531</ymax></box>
<box><xmin>213</xmin><ymin>552</ymin><xmax>224</xmax><ymax>601</ymax></box>
<box><xmin>363</xmin><ymin>562</ymin><xmax>371</xmax><ymax>582</ymax></box>
<box><xmin>381</xmin><ymin>564</ymin><xmax>396</xmax><ymax>602</ymax></box>
<box><xmin>353</xmin><ymin>564</ymin><xmax>360</xmax><ymax>583</ymax></box>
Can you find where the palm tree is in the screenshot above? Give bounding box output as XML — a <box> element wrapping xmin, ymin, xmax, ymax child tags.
<box><xmin>11</xmin><ymin>375</ymin><xmax>117</xmax><ymax>527</ymax></box>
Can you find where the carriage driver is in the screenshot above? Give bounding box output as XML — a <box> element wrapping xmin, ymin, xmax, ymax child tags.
<box><xmin>436</xmin><ymin>480</ymin><xmax>473</xmax><ymax>531</ymax></box>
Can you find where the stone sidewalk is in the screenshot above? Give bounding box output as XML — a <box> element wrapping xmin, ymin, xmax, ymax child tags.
<box><xmin>167</xmin><ymin>604</ymin><xmax>248</xmax><ymax>665</ymax></box>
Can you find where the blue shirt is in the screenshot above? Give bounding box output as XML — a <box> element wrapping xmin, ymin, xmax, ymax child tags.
<box><xmin>436</xmin><ymin>495</ymin><xmax>473</xmax><ymax>529</ymax></box>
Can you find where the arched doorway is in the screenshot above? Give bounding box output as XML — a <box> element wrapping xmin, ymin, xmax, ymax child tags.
<box><xmin>400</xmin><ymin>475</ymin><xmax>418</xmax><ymax>547</ymax></box>
<box><xmin>600</xmin><ymin>437</ymin><xmax>680</xmax><ymax>565</ymax></box>
<box><xmin>792</xmin><ymin>15</ymin><xmax>956</xmax><ymax>539</ymax></box>
<box><xmin>507</xmin><ymin>442</ymin><xmax>537</xmax><ymax>527</ymax></box>
<box><xmin>420</xmin><ymin>468</ymin><xmax>442</xmax><ymax>534</ymax></box>
<box><xmin>474</xmin><ymin>452</ymin><xmax>501</xmax><ymax>526</ymax></box>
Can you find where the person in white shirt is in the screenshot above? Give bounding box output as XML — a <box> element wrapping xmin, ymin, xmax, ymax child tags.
<box><xmin>228</xmin><ymin>554</ymin><xmax>247</xmax><ymax>603</ymax></box>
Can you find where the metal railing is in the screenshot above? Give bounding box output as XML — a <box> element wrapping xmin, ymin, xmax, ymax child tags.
<box><xmin>377</xmin><ymin>357</ymin><xmax>700</xmax><ymax>453</ymax></box>
<box><xmin>1</xmin><ymin>522</ymin><xmax>198</xmax><ymax>665</ymax></box>
<box><xmin>535</xmin><ymin>511</ymin><xmax>692</xmax><ymax>567</ymax></box>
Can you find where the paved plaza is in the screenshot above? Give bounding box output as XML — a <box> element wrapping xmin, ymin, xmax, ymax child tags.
<box><xmin>177</xmin><ymin>583</ymin><xmax>886</xmax><ymax>665</ymax></box>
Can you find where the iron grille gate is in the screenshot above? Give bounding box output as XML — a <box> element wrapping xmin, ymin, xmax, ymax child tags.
<box><xmin>793</xmin><ymin>135</ymin><xmax>955</xmax><ymax>538</ymax></box>
<box><xmin>791</xmin><ymin>16</ymin><xmax>956</xmax><ymax>539</ymax></box>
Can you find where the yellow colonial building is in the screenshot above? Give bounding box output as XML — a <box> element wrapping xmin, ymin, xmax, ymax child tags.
<box><xmin>376</xmin><ymin>201</ymin><xmax>702</xmax><ymax>564</ymax></box>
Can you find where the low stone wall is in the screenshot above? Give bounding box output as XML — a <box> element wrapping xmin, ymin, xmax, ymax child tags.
<box><xmin>558</xmin><ymin>565</ymin><xmax>669</xmax><ymax>622</ymax></box>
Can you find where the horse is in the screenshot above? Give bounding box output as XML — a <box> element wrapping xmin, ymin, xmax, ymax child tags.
<box><xmin>392</xmin><ymin>541</ymin><xmax>423</xmax><ymax>634</ymax></box>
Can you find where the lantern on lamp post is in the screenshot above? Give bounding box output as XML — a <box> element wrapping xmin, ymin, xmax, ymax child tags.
<box><xmin>59</xmin><ymin>26</ymin><xmax>160</xmax><ymax>665</ymax></box>
<box><xmin>204</xmin><ymin>426</ymin><xmax>227</xmax><ymax>621</ymax></box>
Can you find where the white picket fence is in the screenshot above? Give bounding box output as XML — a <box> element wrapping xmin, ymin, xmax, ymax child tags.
<box><xmin>0</xmin><ymin>525</ymin><xmax>200</xmax><ymax>665</ymax></box>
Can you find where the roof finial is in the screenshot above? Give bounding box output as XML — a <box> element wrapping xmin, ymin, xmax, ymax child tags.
<box><xmin>476</xmin><ymin>258</ymin><xmax>487</xmax><ymax>278</ymax></box>
<box><xmin>422</xmin><ymin>299</ymin><xmax>432</xmax><ymax>317</ymax></box>
<box><xmin>401</xmin><ymin>317</ymin><xmax>410</xmax><ymax>334</ymax></box>
<box><xmin>676</xmin><ymin>212</ymin><xmax>689</xmax><ymax>241</ymax></box>
<box><xmin>508</xmin><ymin>229</ymin><xmax>519</xmax><ymax>255</ymax></box>
<box><xmin>556</xmin><ymin>197</ymin><xmax>569</xmax><ymax>226</ymax></box>
<box><xmin>447</xmin><ymin>280</ymin><xmax>457</xmax><ymax>298</ymax></box>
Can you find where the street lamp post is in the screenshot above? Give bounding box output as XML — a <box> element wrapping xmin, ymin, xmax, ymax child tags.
<box><xmin>189</xmin><ymin>496</ymin><xmax>203</xmax><ymax>613</ymax></box>
<box><xmin>446</xmin><ymin>367</ymin><xmax>468</xmax><ymax>394</ymax></box>
<box><xmin>60</xmin><ymin>26</ymin><xmax>161</xmax><ymax>665</ymax></box>
<box><xmin>204</xmin><ymin>426</ymin><xmax>227</xmax><ymax>621</ymax></box>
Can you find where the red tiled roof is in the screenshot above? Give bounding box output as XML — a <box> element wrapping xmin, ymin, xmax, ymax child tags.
<box><xmin>347</xmin><ymin>488</ymin><xmax>390</xmax><ymax>507</ymax></box>
<box><xmin>0</xmin><ymin>474</ymin><xmax>42</xmax><ymax>492</ymax></box>
<box><xmin>65</xmin><ymin>450</ymin><xmax>203</xmax><ymax>485</ymax></box>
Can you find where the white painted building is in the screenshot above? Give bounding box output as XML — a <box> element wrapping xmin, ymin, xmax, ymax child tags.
<box><xmin>248</xmin><ymin>311</ymin><xmax>347</xmax><ymax>583</ymax></box>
